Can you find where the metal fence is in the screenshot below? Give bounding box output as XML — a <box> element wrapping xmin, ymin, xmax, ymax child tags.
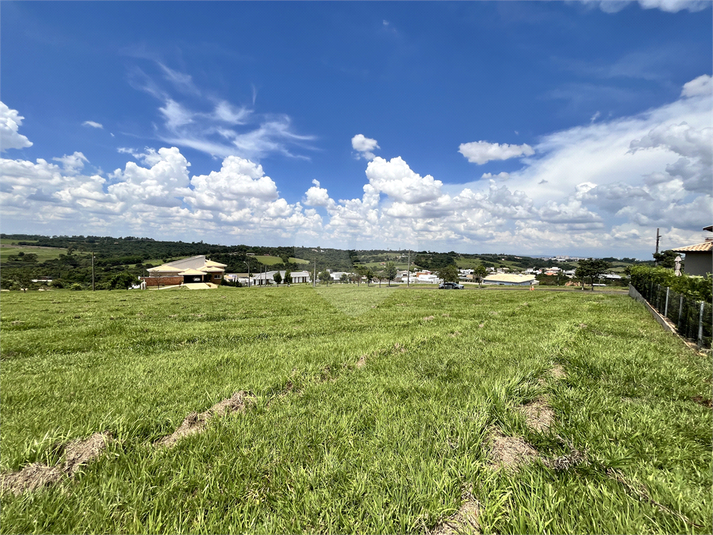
<box><xmin>634</xmin><ymin>281</ymin><xmax>711</xmax><ymax>349</ymax></box>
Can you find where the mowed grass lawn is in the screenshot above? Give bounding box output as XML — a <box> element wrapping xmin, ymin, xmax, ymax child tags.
<box><xmin>1</xmin><ymin>286</ymin><xmax>710</xmax><ymax>534</ymax></box>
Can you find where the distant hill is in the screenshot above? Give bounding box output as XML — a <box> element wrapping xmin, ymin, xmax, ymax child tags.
<box><xmin>0</xmin><ymin>233</ymin><xmax>652</xmax><ymax>290</ymax></box>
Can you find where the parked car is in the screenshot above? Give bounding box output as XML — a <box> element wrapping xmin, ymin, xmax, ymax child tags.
<box><xmin>439</xmin><ymin>282</ymin><xmax>464</xmax><ymax>289</ymax></box>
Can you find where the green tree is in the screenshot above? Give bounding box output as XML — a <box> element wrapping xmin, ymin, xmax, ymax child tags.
<box><xmin>575</xmin><ymin>259</ymin><xmax>611</xmax><ymax>291</ymax></box>
<box><xmin>340</xmin><ymin>273</ymin><xmax>349</xmax><ymax>284</ymax></box>
<box><xmin>384</xmin><ymin>262</ymin><xmax>397</xmax><ymax>286</ymax></box>
<box><xmin>653</xmin><ymin>249</ymin><xmax>678</xmax><ymax>269</ymax></box>
<box><xmin>273</xmin><ymin>272</ymin><xmax>282</xmax><ymax>285</ymax></box>
<box><xmin>284</xmin><ymin>270</ymin><xmax>292</xmax><ymax>285</ymax></box>
<box><xmin>437</xmin><ymin>265</ymin><xmax>460</xmax><ymax>283</ymax></box>
<box><xmin>474</xmin><ymin>265</ymin><xmax>487</xmax><ymax>287</ymax></box>
<box><xmin>318</xmin><ymin>270</ymin><xmax>331</xmax><ymax>285</ymax></box>
<box><xmin>366</xmin><ymin>268</ymin><xmax>374</xmax><ymax>286</ymax></box>
<box><xmin>109</xmin><ymin>272</ymin><xmax>135</xmax><ymax>290</ymax></box>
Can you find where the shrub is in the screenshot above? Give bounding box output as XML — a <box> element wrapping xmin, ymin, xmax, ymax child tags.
<box><xmin>70</xmin><ymin>283</ymin><xmax>83</xmax><ymax>291</ymax></box>
<box><xmin>630</xmin><ymin>266</ymin><xmax>711</xmax><ymax>302</ymax></box>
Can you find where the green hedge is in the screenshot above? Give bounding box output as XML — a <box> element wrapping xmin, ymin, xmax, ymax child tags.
<box><xmin>630</xmin><ymin>266</ymin><xmax>712</xmax><ymax>302</ymax></box>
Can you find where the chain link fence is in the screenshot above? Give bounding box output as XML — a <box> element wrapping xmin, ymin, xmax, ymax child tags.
<box><xmin>634</xmin><ymin>281</ymin><xmax>711</xmax><ymax>349</ymax></box>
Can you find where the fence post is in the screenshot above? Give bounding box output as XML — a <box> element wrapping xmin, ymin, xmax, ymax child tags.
<box><xmin>664</xmin><ymin>287</ymin><xmax>669</xmax><ymax>317</ymax></box>
<box><xmin>698</xmin><ymin>301</ymin><xmax>705</xmax><ymax>349</ymax></box>
<box><xmin>678</xmin><ymin>295</ymin><xmax>684</xmax><ymax>330</ymax></box>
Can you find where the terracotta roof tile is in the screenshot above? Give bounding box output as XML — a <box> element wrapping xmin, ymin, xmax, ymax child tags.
<box><xmin>670</xmin><ymin>242</ymin><xmax>713</xmax><ymax>253</ymax></box>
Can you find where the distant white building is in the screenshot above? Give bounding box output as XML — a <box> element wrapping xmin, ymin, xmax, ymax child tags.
<box><xmin>330</xmin><ymin>271</ymin><xmax>352</xmax><ymax>282</ymax></box>
<box><xmin>251</xmin><ymin>270</ymin><xmax>311</xmax><ymax>285</ymax></box>
<box><xmin>483</xmin><ymin>273</ymin><xmax>538</xmax><ymax>286</ymax></box>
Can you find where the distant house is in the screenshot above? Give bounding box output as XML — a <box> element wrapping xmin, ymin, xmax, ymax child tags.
<box><xmin>670</xmin><ymin>226</ymin><xmax>712</xmax><ymax>276</ymax></box>
<box><xmin>251</xmin><ymin>270</ymin><xmax>311</xmax><ymax>285</ymax></box>
<box><xmin>483</xmin><ymin>273</ymin><xmax>538</xmax><ymax>286</ymax></box>
<box><xmin>141</xmin><ymin>256</ymin><xmax>227</xmax><ymax>288</ymax></box>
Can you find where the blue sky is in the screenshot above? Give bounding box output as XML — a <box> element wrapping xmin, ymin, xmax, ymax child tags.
<box><xmin>1</xmin><ymin>1</ymin><xmax>711</xmax><ymax>258</ymax></box>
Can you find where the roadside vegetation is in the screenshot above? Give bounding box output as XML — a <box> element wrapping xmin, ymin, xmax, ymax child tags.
<box><xmin>1</xmin><ymin>286</ymin><xmax>710</xmax><ymax>533</ymax></box>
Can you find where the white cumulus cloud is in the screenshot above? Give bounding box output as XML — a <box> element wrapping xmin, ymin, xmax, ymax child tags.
<box><xmin>303</xmin><ymin>179</ymin><xmax>332</xmax><ymax>207</ymax></box>
<box><xmin>459</xmin><ymin>141</ymin><xmax>534</xmax><ymax>165</ymax></box>
<box><xmin>365</xmin><ymin>156</ymin><xmax>443</xmax><ymax>204</ymax></box>
<box><xmin>351</xmin><ymin>134</ymin><xmax>380</xmax><ymax>161</ymax></box>
<box><xmin>0</xmin><ymin>102</ymin><xmax>33</xmax><ymax>152</ymax></box>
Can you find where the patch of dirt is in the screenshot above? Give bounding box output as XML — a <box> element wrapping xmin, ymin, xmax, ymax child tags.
<box><xmin>478</xmin><ymin>323</ymin><xmax>485</xmax><ymax>328</ymax></box>
<box><xmin>432</xmin><ymin>493</ymin><xmax>481</xmax><ymax>534</ymax></box>
<box><xmin>692</xmin><ymin>396</ymin><xmax>712</xmax><ymax>408</ymax></box>
<box><xmin>10</xmin><ymin>320</ymin><xmax>23</xmax><ymax>325</ymax></box>
<box><xmin>520</xmin><ymin>399</ymin><xmax>555</xmax><ymax>432</ymax></box>
<box><xmin>0</xmin><ymin>432</ymin><xmax>111</xmax><ymax>496</ymax></box>
<box><xmin>64</xmin><ymin>432</ymin><xmax>112</xmax><ymax>474</ymax></box>
<box><xmin>488</xmin><ymin>430</ymin><xmax>538</xmax><ymax>471</ymax></box>
<box><xmin>441</xmin><ymin>313</ymin><xmax>450</xmax><ymax>317</ymax></box>
<box><xmin>423</xmin><ymin>316</ymin><xmax>435</xmax><ymax>321</ymax></box>
<box><xmin>157</xmin><ymin>391</ymin><xmax>252</xmax><ymax>448</ymax></box>
<box><xmin>356</xmin><ymin>354</ymin><xmax>367</xmax><ymax>368</ymax></box>
<box><xmin>449</xmin><ymin>331</ymin><xmax>461</xmax><ymax>338</ymax></box>
<box><xmin>550</xmin><ymin>365</ymin><xmax>566</xmax><ymax>380</ymax></box>
<box><xmin>0</xmin><ymin>464</ymin><xmax>62</xmax><ymax>496</ymax></box>
<box><xmin>393</xmin><ymin>343</ymin><xmax>407</xmax><ymax>353</ymax></box>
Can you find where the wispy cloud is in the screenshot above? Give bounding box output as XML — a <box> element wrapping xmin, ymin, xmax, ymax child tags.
<box><xmin>129</xmin><ymin>60</ymin><xmax>315</xmax><ymax>161</ymax></box>
<box><xmin>82</xmin><ymin>120</ymin><xmax>104</xmax><ymax>129</ymax></box>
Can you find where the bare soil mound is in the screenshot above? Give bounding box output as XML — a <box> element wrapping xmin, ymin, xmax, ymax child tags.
<box><xmin>0</xmin><ymin>432</ymin><xmax>111</xmax><ymax>496</ymax></box>
<box><xmin>432</xmin><ymin>495</ymin><xmax>481</xmax><ymax>534</ymax></box>
<box><xmin>158</xmin><ymin>391</ymin><xmax>252</xmax><ymax>448</ymax></box>
<box><xmin>488</xmin><ymin>430</ymin><xmax>538</xmax><ymax>471</ymax></box>
<box><xmin>520</xmin><ymin>399</ymin><xmax>555</xmax><ymax>432</ymax></box>
<box><xmin>65</xmin><ymin>432</ymin><xmax>111</xmax><ymax>474</ymax></box>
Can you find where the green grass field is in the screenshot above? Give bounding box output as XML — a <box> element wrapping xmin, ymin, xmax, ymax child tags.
<box><xmin>0</xmin><ymin>246</ymin><xmax>67</xmax><ymax>263</ymax></box>
<box><xmin>255</xmin><ymin>256</ymin><xmax>309</xmax><ymax>266</ymax></box>
<box><xmin>1</xmin><ymin>287</ymin><xmax>710</xmax><ymax>533</ymax></box>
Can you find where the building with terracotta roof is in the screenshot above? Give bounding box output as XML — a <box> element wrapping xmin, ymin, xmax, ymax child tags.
<box><xmin>141</xmin><ymin>255</ymin><xmax>227</xmax><ymax>288</ymax></box>
<box><xmin>670</xmin><ymin>226</ymin><xmax>712</xmax><ymax>276</ymax></box>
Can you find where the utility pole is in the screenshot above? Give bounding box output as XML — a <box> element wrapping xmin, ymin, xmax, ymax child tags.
<box><xmin>91</xmin><ymin>253</ymin><xmax>95</xmax><ymax>291</ymax></box>
<box><xmin>313</xmin><ymin>258</ymin><xmax>316</xmax><ymax>288</ymax></box>
<box><xmin>407</xmin><ymin>250</ymin><xmax>411</xmax><ymax>287</ymax></box>
<box><xmin>654</xmin><ymin>228</ymin><xmax>661</xmax><ymax>265</ymax></box>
